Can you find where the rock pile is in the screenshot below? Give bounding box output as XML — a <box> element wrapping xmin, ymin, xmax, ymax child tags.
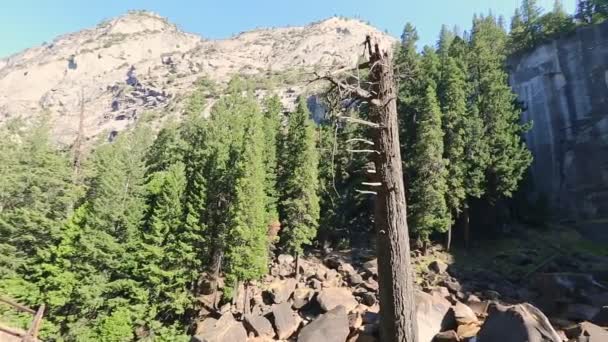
<box><xmin>191</xmin><ymin>251</ymin><xmax>608</xmax><ymax>342</ymax></box>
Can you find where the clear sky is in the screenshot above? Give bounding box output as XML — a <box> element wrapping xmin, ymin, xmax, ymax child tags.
<box><xmin>1</xmin><ymin>0</ymin><xmax>575</xmax><ymax>58</ymax></box>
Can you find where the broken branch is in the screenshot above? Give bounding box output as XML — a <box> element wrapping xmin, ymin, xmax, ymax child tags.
<box><xmin>346</xmin><ymin>138</ymin><xmax>374</xmax><ymax>145</ymax></box>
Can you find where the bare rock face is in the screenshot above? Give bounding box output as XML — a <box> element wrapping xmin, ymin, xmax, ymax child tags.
<box><xmin>297</xmin><ymin>306</ymin><xmax>350</xmax><ymax>342</ymax></box>
<box><xmin>507</xmin><ymin>20</ymin><xmax>608</xmax><ymax>226</ymax></box>
<box><xmin>476</xmin><ymin>303</ymin><xmax>562</xmax><ymax>342</ymax></box>
<box><xmin>0</xmin><ymin>11</ymin><xmax>396</xmax><ymax>146</ymax></box>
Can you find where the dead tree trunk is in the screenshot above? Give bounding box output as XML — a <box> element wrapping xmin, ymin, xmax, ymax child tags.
<box><xmin>366</xmin><ymin>40</ymin><xmax>418</xmax><ymax>342</ymax></box>
<box><xmin>315</xmin><ymin>36</ymin><xmax>418</xmax><ymax>342</ymax></box>
<box><xmin>463</xmin><ymin>202</ymin><xmax>470</xmax><ymax>249</ymax></box>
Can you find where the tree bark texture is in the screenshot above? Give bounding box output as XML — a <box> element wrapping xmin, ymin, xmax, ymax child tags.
<box><xmin>366</xmin><ymin>38</ymin><xmax>418</xmax><ymax>342</ymax></box>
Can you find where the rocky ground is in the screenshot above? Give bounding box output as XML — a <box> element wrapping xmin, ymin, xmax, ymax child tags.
<box><xmin>191</xmin><ymin>225</ymin><xmax>608</xmax><ymax>342</ymax></box>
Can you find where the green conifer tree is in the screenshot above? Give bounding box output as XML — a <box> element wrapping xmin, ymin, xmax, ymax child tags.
<box><xmin>278</xmin><ymin>97</ymin><xmax>320</xmax><ymax>255</ymax></box>
<box><xmin>439</xmin><ymin>56</ymin><xmax>468</xmax><ymax>245</ymax></box>
<box><xmin>408</xmin><ymin>86</ymin><xmax>450</xmax><ymax>244</ymax></box>
<box><xmin>262</xmin><ymin>95</ymin><xmax>283</xmax><ymax>226</ymax></box>
<box><xmin>470</xmin><ymin>16</ymin><xmax>533</xmax><ymax>201</ymax></box>
<box><xmin>139</xmin><ymin>162</ymin><xmax>192</xmax><ymax>322</ymax></box>
<box><xmin>224</xmin><ymin>107</ymin><xmax>270</xmax><ymax>293</ymax></box>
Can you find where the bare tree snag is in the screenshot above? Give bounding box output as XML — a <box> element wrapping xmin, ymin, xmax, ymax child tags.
<box><xmin>315</xmin><ymin>36</ymin><xmax>418</xmax><ymax>342</ymax></box>
<box><xmin>366</xmin><ymin>38</ymin><xmax>418</xmax><ymax>342</ymax></box>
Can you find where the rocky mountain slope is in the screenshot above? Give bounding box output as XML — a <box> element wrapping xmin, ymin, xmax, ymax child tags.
<box><xmin>0</xmin><ymin>11</ymin><xmax>396</xmax><ymax>145</ymax></box>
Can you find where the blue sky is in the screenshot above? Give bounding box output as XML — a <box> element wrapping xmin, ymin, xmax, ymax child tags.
<box><xmin>1</xmin><ymin>0</ymin><xmax>575</xmax><ymax>58</ymax></box>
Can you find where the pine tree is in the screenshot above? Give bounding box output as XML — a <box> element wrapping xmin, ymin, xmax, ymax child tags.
<box><xmin>437</xmin><ymin>24</ymin><xmax>455</xmax><ymax>61</ymax></box>
<box><xmin>395</xmin><ymin>23</ymin><xmax>422</xmax><ymax>161</ymax></box>
<box><xmin>26</xmin><ymin>124</ymin><xmax>156</xmax><ymax>340</ymax></box>
<box><xmin>577</xmin><ymin>0</ymin><xmax>595</xmax><ymax>23</ymax></box>
<box><xmin>438</xmin><ymin>54</ymin><xmax>468</xmax><ymax>248</ymax></box>
<box><xmin>400</xmin><ymin>23</ymin><xmax>419</xmax><ymax>49</ymax></box>
<box><xmin>224</xmin><ymin>106</ymin><xmax>270</xmax><ymax>294</ymax></box>
<box><xmin>278</xmin><ymin>97</ymin><xmax>320</xmax><ymax>255</ymax></box>
<box><xmin>445</xmin><ymin>37</ymin><xmax>490</xmax><ymax>203</ymax></box>
<box><xmin>138</xmin><ymin>162</ymin><xmax>192</xmax><ymax>322</ymax></box>
<box><xmin>539</xmin><ymin>0</ymin><xmax>575</xmax><ymax>38</ymax></box>
<box><xmin>0</xmin><ymin>118</ymin><xmax>75</xmax><ymax>338</ymax></box>
<box><xmin>262</xmin><ymin>95</ymin><xmax>283</xmax><ymax>228</ymax></box>
<box><xmin>470</xmin><ymin>15</ymin><xmax>533</xmax><ymax>200</ymax></box>
<box><xmin>522</xmin><ymin>0</ymin><xmax>543</xmax><ymax>46</ymax></box>
<box><xmin>0</xmin><ymin>119</ymin><xmax>75</xmax><ymax>276</ymax></box>
<box><xmin>508</xmin><ymin>9</ymin><xmax>527</xmax><ymax>52</ymax></box>
<box><xmin>182</xmin><ymin>117</ymin><xmax>210</xmax><ymax>270</ymax></box>
<box><xmin>146</xmin><ymin>123</ymin><xmax>186</xmax><ymax>174</ymax></box>
<box><xmin>408</xmin><ymin>86</ymin><xmax>450</xmax><ymax>244</ymax></box>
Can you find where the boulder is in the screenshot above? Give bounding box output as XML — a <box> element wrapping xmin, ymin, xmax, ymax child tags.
<box><xmin>292</xmin><ymin>288</ymin><xmax>313</xmax><ymax>310</ymax></box>
<box><xmin>271</xmin><ymin>302</ymin><xmax>300</xmax><ymax>340</ymax></box>
<box><xmin>477</xmin><ymin>303</ymin><xmax>562</xmax><ymax>342</ymax></box>
<box><xmin>348</xmin><ymin>311</ymin><xmax>363</xmax><ymax>330</ymax></box>
<box><xmin>566</xmin><ymin>321</ymin><xmax>608</xmax><ymax>341</ymax></box>
<box><xmin>338</xmin><ymin>262</ymin><xmax>357</xmax><ymax>277</ymax></box>
<box><xmin>317</xmin><ymin>287</ymin><xmax>358</xmax><ymax>312</ymax></box>
<box><xmin>429</xmin><ymin>260</ymin><xmax>449</xmax><ymax>274</ymax></box>
<box><xmin>451</xmin><ymin>302</ymin><xmax>478</xmax><ymax>325</ymax></box>
<box><xmin>246</xmin><ymin>337</ymin><xmax>274</xmax><ymax>342</ymax></box>
<box><xmin>324</xmin><ymin>255</ymin><xmax>344</xmax><ymax>270</ymax></box>
<box><xmin>360</xmin><ymin>292</ymin><xmax>376</xmax><ymax>306</ymax></box>
<box><xmin>456</xmin><ymin>323</ymin><xmax>480</xmax><ymax>339</ymax></box>
<box><xmin>266</xmin><ymin>278</ymin><xmax>297</xmax><ymax>304</ymax></box>
<box><xmin>315</xmin><ymin>267</ymin><xmax>328</xmax><ymax>281</ymax></box>
<box><xmin>310</xmin><ymin>278</ymin><xmax>323</xmax><ymax>290</ymax></box>
<box><xmin>349</xmin><ymin>273</ymin><xmax>364</xmax><ymax>285</ymax></box>
<box><xmin>324</xmin><ymin>269</ymin><xmax>343</xmax><ymax>287</ymax></box>
<box><xmin>362</xmin><ymin>259</ymin><xmax>378</xmax><ymax>277</ymax></box>
<box><xmin>347</xmin><ymin>334</ymin><xmax>377</xmax><ymax>342</ymax></box>
<box><xmin>467</xmin><ymin>300</ymin><xmax>490</xmax><ymax>316</ymax></box>
<box><xmin>434</xmin><ymin>286</ymin><xmax>451</xmax><ymax>300</ymax></box>
<box><xmin>192</xmin><ymin>312</ymin><xmax>247</xmax><ymax>342</ymax></box>
<box><xmin>362</xmin><ymin>278</ymin><xmax>379</xmax><ymax>292</ymax></box>
<box><xmin>277</xmin><ymin>254</ymin><xmax>294</xmax><ymax>265</ymax></box>
<box><xmin>243</xmin><ymin>315</ymin><xmax>274</xmax><ymax>338</ymax></box>
<box><xmin>565</xmin><ymin>321</ymin><xmax>608</xmax><ymax>341</ymax></box>
<box><xmin>196</xmin><ymin>317</ymin><xmax>218</xmax><ymax>335</ymax></box>
<box><xmin>434</xmin><ymin>330</ymin><xmax>460</xmax><ymax>342</ymax></box>
<box><xmin>416</xmin><ymin>290</ymin><xmax>455</xmax><ymax>342</ymax></box>
<box><xmin>440</xmin><ymin>279</ymin><xmax>462</xmax><ymax>294</ymax></box>
<box><xmin>298</xmin><ymin>306</ymin><xmax>350</xmax><ymax>342</ymax></box>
